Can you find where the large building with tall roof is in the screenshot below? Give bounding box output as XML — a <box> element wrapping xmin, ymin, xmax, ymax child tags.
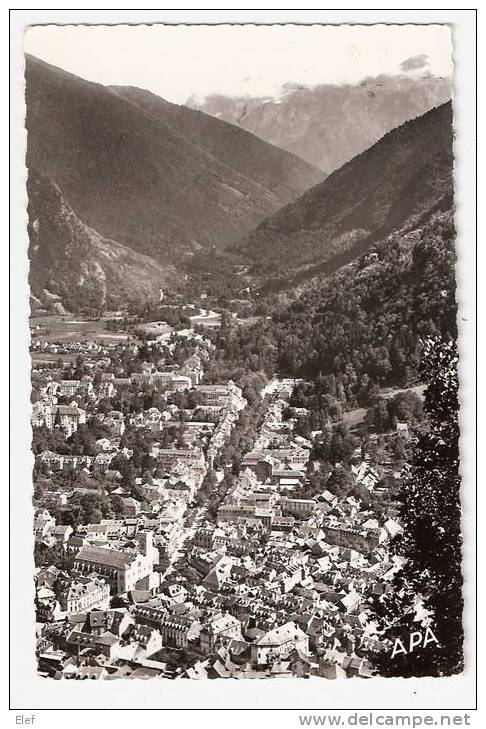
<box><xmin>73</xmin><ymin>533</ymin><xmax>156</xmax><ymax>595</ymax></box>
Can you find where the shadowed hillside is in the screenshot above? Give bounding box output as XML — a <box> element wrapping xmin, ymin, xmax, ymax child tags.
<box><xmin>28</xmin><ymin>172</ymin><xmax>178</xmax><ymax>315</ymax></box>
<box><xmin>25</xmin><ymin>55</ymin><xmax>323</xmax><ymax>264</ymax></box>
<box><xmin>237</xmin><ymin>103</ymin><xmax>453</xmax><ymax>284</ymax></box>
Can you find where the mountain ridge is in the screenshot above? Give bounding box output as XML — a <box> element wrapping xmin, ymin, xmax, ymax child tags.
<box><xmin>236</xmin><ymin>102</ymin><xmax>453</xmax><ymax>286</ymax></box>
<box><xmin>25</xmin><ymin>54</ymin><xmax>323</xmax><ymax>265</ymax></box>
<box><xmin>109</xmin><ymin>85</ymin><xmax>326</xmax><ymax>195</ymax></box>
<box><xmin>189</xmin><ymin>75</ymin><xmax>452</xmax><ymax>172</ymax></box>
<box><xmin>28</xmin><ymin>171</ymin><xmax>178</xmax><ymax>314</ymax></box>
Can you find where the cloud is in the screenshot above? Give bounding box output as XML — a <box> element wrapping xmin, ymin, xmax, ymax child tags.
<box><xmin>25</xmin><ymin>26</ymin><xmax>451</xmax><ymax>104</ymax></box>
<box><xmin>400</xmin><ymin>54</ymin><xmax>429</xmax><ymax>72</ymax></box>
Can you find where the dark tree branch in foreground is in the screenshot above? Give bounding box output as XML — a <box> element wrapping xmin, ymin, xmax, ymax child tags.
<box><xmin>369</xmin><ymin>335</ymin><xmax>463</xmax><ymax>677</ymax></box>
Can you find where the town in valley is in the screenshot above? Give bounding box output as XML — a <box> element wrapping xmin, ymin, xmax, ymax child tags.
<box><xmin>24</xmin><ymin>25</ymin><xmax>461</xmax><ymax>685</ymax></box>
<box><xmin>31</xmin><ymin>291</ymin><xmax>424</xmax><ymax>681</ymax></box>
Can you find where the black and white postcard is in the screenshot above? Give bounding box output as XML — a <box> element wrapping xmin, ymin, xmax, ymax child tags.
<box><xmin>9</xmin><ymin>9</ymin><xmax>477</xmax><ymax>718</ymax></box>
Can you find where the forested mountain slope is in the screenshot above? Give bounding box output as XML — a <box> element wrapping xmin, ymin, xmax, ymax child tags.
<box><xmin>28</xmin><ymin>172</ymin><xmax>177</xmax><ymax>315</ymax></box>
<box><xmin>25</xmin><ymin>55</ymin><xmax>322</xmax><ymax>264</ymax></box>
<box><xmin>274</xmin><ymin>211</ymin><xmax>457</xmax><ymax>386</ymax></box>
<box><xmin>237</xmin><ymin>103</ymin><xmax>453</xmax><ymax>284</ymax></box>
<box><xmin>213</xmin><ymin>209</ymin><xmax>456</xmax><ymax>413</ymax></box>
<box><xmin>110</xmin><ymin>85</ymin><xmax>325</xmax><ymax>204</ymax></box>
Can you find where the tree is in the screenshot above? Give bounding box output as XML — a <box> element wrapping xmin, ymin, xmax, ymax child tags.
<box><xmin>53</xmin><ymin>408</ymin><xmax>62</xmax><ymax>428</ymax></box>
<box><xmin>326</xmin><ymin>466</ymin><xmax>353</xmax><ymax>497</ymax></box>
<box><xmin>369</xmin><ymin>336</ymin><xmax>463</xmax><ymax>677</ymax></box>
<box><xmin>365</xmin><ymin>398</ymin><xmax>390</xmax><ymax>433</ymax></box>
<box><xmin>74</xmin><ymin>354</ymin><xmax>86</xmax><ymax>379</ymax></box>
<box><xmin>393</xmin><ymin>436</ymin><xmax>407</xmax><ymax>464</ymax></box>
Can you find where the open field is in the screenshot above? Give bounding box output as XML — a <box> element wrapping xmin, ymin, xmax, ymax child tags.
<box><xmin>341</xmin><ymin>384</ymin><xmax>426</xmax><ymax>431</ymax></box>
<box><xmin>31</xmin><ymin>352</ymin><xmax>79</xmax><ymax>366</ymax></box>
<box><xmin>381</xmin><ymin>384</ymin><xmax>426</xmax><ymax>400</ymax></box>
<box><xmin>342</xmin><ymin>407</ymin><xmax>367</xmax><ymax>429</ymax></box>
<box><xmin>30</xmin><ymin>314</ymin><xmax>129</xmax><ymax>344</ymax></box>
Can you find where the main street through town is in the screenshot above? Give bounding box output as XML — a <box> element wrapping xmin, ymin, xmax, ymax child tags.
<box><xmin>159</xmin><ymin>507</ymin><xmax>206</xmax><ymax>582</ymax></box>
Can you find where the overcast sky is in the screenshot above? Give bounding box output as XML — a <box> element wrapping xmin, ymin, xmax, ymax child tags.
<box><xmin>24</xmin><ymin>24</ymin><xmax>453</xmax><ymax>104</ymax></box>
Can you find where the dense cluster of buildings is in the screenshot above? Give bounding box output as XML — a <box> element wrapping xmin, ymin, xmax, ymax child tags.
<box><xmin>31</xmin><ymin>326</ymin><xmax>406</xmax><ymax>681</ymax></box>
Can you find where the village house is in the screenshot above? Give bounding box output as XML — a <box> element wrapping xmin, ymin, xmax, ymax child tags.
<box><xmin>32</xmin><ymin>402</ymin><xmax>87</xmax><ymax>436</ymax></box>
<box><xmin>57</xmin><ymin>380</ymin><xmax>81</xmax><ymax>397</ymax></box>
<box><xmin>104</xmin><ymin>410</ymin><xmax>125</xmax><ymax>437</ymax></box>
<box><xmin>321</xmin><ymin>524</ymin><xmax>385</xmax><ymax>555</ymax></box>
<box><xmin>194</xmin><ymin>382</ymin><xmax>243</xmax><ymax>406</ymax></box>
<box><xmin>199</xmin><ymin>613</ymin><xmax>242</xmax><ymax>654</ymax></box>
<box><xmin>58</xmin><ymin>575</ymin><xmax>111</xmax><ymax>614</ymax></box>
<box><xmin>85</xmin><ymin>609</ymin><xmax>134</xmax><ymax>638</ymax></box>
<box><xmin>153</xmin><ymin>446</ymin><xmax>206</xmax><ymax>471</ymax></box>
<box><xmin>34</xmin><ymin>509</ymin><xmax>56</xmax><ymax>540</ymax></box>
<box><xmin>280</xmin><ymin>497</ymin><xmax>316</xmax><ymax>519</ymax></box>
<box><xmin>131</xmin><ymin>605</ymin><xmax>201</xmax><ymax>649</ymax></box>
<box><xmin>93</xmin><ymin>452</ymin><xmax>115</xmax><ymax>474</ymax></box>
<box><xmin>37</xmin><ymin>451</ymin><xmax>94</xmax><ymax>471</ymax></box>
<box><xmin>250</xmin><ymin>621</ymin><xmax>310</xmax><ymax>666</ymax></box>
